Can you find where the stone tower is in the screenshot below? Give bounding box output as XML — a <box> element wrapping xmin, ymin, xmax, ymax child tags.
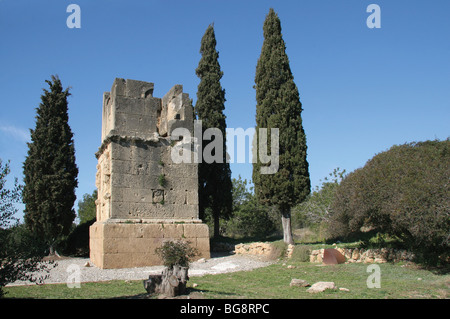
<box><xmin>90</xmin><ymin>78</ymin><xmax>210</xmax><ymax>269</ymax></box>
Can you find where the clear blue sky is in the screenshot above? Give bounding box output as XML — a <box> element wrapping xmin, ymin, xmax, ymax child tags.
<box><xmin>1</xmin><ymin>0</ymin><xmax>449</xmax><ymax>222</ymax></box>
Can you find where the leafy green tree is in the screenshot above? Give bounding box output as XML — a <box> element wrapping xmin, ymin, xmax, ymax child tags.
<box><xmin>293</xmin><ymin>168</ymin><xmax>346</xmax><ymax>228</ymax></box>
<box><xmin>253</xmin><ymin>9</ymin><xmax>310</xmax><ymax>244</ymax></box>
<box><xmin>330</xmin><ymin>140</ymin><xmax>450</xmax><ymax>264</ymax></box>
<box><xmin>23</xmin><ymin>75</ymin><xmax>78</xmax><ymax>253</ymax></box>
<box><xmin>0</xmin><ymin>159</ymin><xmax>21</xmax><ymax>228</ymax></box>
<box><xmin>0</xmin><ymin>159</ymin><xmax>52</xmax><ymax>297</ymax></box>
<box><xmin>77</xmin><ymin>189</ymin><xmax>97</xmax><ymax>224</ymax></box>
<box><xmin>195</xmin><ymin>24</ymin><xmax>233</xmax><ymax>238</ymax></box>
<box><xmin>231</xmin><ymin>176</ymin><xmax>252</xmax><ymax>211</ymax></box>
<box><xmin>224</xmin><ymin>176</ymin><xmax>276</xmax><ymax>239</ymax></box>
<box><xmin>59</xmin><ymin>189</ymin><xmax>97</xmax><ymax>256</ymax></box>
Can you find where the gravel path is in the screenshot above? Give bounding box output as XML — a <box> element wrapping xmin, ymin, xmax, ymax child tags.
<box><xmin>7</xmin><ymin>254</ymin><xmax>274</xmax><ymax>286</ymax></box>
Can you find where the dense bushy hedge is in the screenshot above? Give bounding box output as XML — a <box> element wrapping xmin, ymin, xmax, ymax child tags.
<box><xmin>61</xmin><ymin>218</ymin><xmax>95</xmax><ymax>257</ymax></box>
<box><xmin>329</xmin><ymin>140</ymin><xmax>449</xmax><ymax>262</ymax></box>
<box><xmin>214</xmin><ymin>176</ymin><xmax>278</xmax><ymax>239</ymax></box>
<box><xmin>223</xmin><ymin>197</ymin><xmax>278</xmax><ymax>238</ymax></box>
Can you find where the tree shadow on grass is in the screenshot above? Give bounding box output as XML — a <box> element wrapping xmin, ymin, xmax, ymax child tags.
<box><xmin>114</xmin><ymin>287</ymin><xmax>238</xmax><ymax>299</ymax></box>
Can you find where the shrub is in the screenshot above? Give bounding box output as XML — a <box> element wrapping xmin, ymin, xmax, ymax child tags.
<box><xmin>291</xmin><ymin>245</ymin><xmax>311</xmax><ymax>262</ymax></box>
<box><xmin>292</xmin><ymin>168</ymin><xmax>345</xmax><ymax>230</ymax></box>
<box><xmin>1</xmin><ymin>224</ymin><xmax>54</xmax><ymax>297</ymax></box>
<box><xmin>221</xmin><ymin>176</ymin><xmax>278</xmax><ymax>239</ymax></box>
<box><xmin>158</xmin><ymin>174</ymin><xmax>166</xmax><ymax>187</ymax></box>
<box><xmin>268</xmin><ymin>240</ymin><xmax>288</xmax><ymax>260</ymax></box>
<box><xmin>62</xmin><ymin>218</ymin><xmax>96</xmax><ymax>257</ymax></box>
<box><xmin>223</xmin><ymin>198</ymin><xmax>277</xmax><ymax>239</ymax></box>
<box><xmin>1</xmin><ymin>159</ymin><xmax>53</xmax><ymax>297</ymax></box>
<box><xmin>155</xmin><ymin>240</ymin><xmax>199</xmax><ymax>269</ymax></box>
<box><xmin>329</xmin><ymin>140</ymin><xmax>450</xmax><ymax>263</ymax></box>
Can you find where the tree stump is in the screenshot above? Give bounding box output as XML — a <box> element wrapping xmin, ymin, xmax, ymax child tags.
<box><xmin>143</xmin><ymin>265</ymin><xmax>189</xmax><ymax>297</ymax></box>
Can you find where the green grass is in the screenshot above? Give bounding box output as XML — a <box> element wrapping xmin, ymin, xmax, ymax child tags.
<box><xmin>4</xmin><ymin>261</ymin><xmax>449</xmax><ymax>299</ymax></box>
<box><xmin>187</xmin><ymin>262</ymin><xmax>449</xmax><ymax>299</ymax></box>
<box><xmin>4</xmin><ymin>280</ymin><xmax>147</xmax><ymax>299</ymax></box>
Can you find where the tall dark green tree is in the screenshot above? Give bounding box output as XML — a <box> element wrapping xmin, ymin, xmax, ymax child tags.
<box><xmin>195</xmin><ymin>24</ymin><xmax>232</xmax><ymax>239</ymax></box>
<box><xmin>23</xmin><ymin>75</ymin><xmax>78</xmax><ymax>253</ymax></box>
<box><xmin>253</xmin><ymin>9</ymin><xmax>310</xmax><ymax>244</ymax></box>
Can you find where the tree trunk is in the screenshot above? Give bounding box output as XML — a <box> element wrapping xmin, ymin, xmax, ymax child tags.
<box><xmin>143</xmin><ymin>265</ymin><xmax>189</xmax><ymax>297</ymax></box>
<box><xmin>281</xmin><ymin>207</ymin><xmax>294</xmax><ymax>245</ymax></box>
<box><xmin>48</xmin><ymin>243</ymin><xmax>60</xmax><ymax>257</ymax></box>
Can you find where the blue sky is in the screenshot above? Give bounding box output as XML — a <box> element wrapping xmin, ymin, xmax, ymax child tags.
<box><xmin>1</xmin><ymin>0</ymin><xmax>449</xmax><ymax>222</ymax></box>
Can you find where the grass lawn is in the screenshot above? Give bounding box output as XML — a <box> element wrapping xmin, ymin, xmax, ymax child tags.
<box><xmin>189</xmin><ymin>261</ymin><xmax>449</xmax><ymax>299</ymax></box>
<box><xmin>4</xmin><ymin>260</ymin><xmax>449</xmax><ymax>299</ymax></box>
<box><xmin>3</xmin><ymin>280</ymin><xmax>146</xmax><ymax>299</ymax></box>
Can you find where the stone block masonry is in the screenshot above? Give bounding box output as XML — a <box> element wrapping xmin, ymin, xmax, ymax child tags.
<box><xmin>90</xmin><ymin>221</ymin><xmax>210</xmax><ymax>269</ymax></box>
<box><xmin>90</xmin><ymin>78</ymin><xmax>210</xmax><ymax>269</ymax></box>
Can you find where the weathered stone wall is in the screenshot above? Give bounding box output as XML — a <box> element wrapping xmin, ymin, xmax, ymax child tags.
<box><xmin>233</xmin><ymin>242</ymin><xmax>415</xmax><ymax>264</ymax></box>
<box><xmin>101</xmin><ymin>79</ymin><xmax>158</xmax><ymax>142</ymax></box>
<box><xmin>310</xmin><ymin>248</ymin><xmax>415</xmax><ymax>264</ymax></box>
<box><xmin>234</xmin><ymin>242</ymin><xmax>275</xmax><ymax>256</ymax></box>
<box><xmin>90</xmin><ymin>78</ymin><xmax>209</xmax><ymax>269</ymax></box>
<box><xmin>95</xmin><ymin>79</ymin><xmax>199</xmax><ymax>223</ymax></box>
<box><xmin>90</xmin><ymin>221</ymin><xmax>210</xmax><ymax>269</ymax></box>
<box><xmin>100</xmin><ymin>138</ymin><xmax>199</xmax><ymax>221</ymax></box>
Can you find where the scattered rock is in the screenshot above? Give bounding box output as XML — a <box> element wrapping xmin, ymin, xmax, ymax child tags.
<box><xmin>84</xmin><ymin>261</ymin><xmax>91</xmax><ymax>267</ymax></box>
<box><xmin>307</xmin><ymin>281</ymin><xmax>336</xmax><ymax>293</ymax></box>
<box><xmin>234</xmin><ymin>242</ymin><xmax>275</xmax><ymax>256</ymax></box>
<box><xmin>197</xmin><ymin>258</ymin><xmax>206</xmax><ymax>263</ymax></box>
<box><xmin>192</xmin><ymin>283</ymin><xmax>198</xmax><ymax>287</ymax></box>
<box><xmin>287</xmin><ymin>265</ymin><xmax>296</xmax><ymax>269</ymax></box>
<box><xmin>339</xmin><ymin>287</ymin><xmax>350</xmax><ymax>292</ymax></box>
<box><xmin>290</xmin><ymin>279</ymin><xmax>310</xmax><ymax>287</ymax></box>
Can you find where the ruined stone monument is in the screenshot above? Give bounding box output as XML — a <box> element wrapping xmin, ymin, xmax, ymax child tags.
<box><xmin>90</xmin><ymin>78</ymin><xmax>210</xmax><ymax>269</ymax></box>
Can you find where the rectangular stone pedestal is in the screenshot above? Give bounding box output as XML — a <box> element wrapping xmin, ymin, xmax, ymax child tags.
<box><xmin>90</xmin><ymin>221</ymin><xmax>210</xmax><ymax>269</ymax></box>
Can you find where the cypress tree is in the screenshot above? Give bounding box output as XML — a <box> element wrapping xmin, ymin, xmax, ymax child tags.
<box><xmin>195</xmin><ymin>24</ymin><xmax>233</xmax><ymax>238</ymax></box>
<box><xmin>23</xmin><ymin>75</ymin><xmax>78</xmax><ymax>253</ymax></box>
<box><xmin>253</xmin><ymin>9</ymin><xmax>310</xmax><ymax>244</ymax></box>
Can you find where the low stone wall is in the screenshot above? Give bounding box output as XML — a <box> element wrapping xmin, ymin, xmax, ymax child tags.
<box><xmin>235</xmin><ymin>242</ymin><xmax>275</xmax><ymax>256</ymax></box>
<box><xmin>234</xmin><ymin>242</ymin><xmax>294</xmax><ymax>259</ymax></box>
<box><xmin>233</xmin><ymin>242</ymin><xmax>416</xmax><ymax>264</ymax></box>
<box><xmin>310</xmin><ymin>247</ymin><xmax>415</xmax><ymax>264</ymax></box>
